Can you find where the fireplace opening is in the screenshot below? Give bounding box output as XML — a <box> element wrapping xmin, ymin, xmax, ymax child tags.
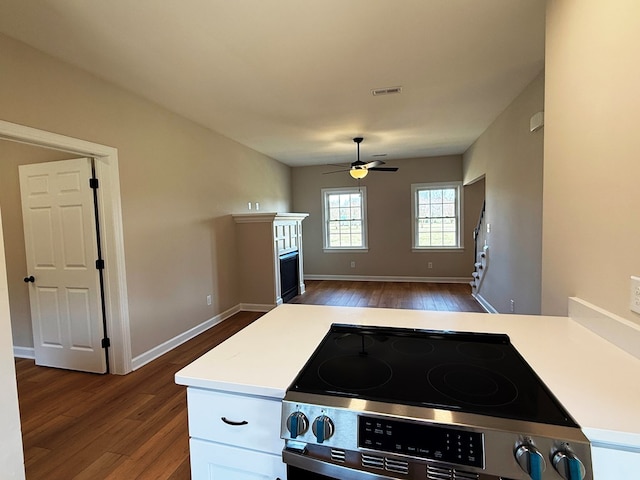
<box><xmin>279</xmin><ymin>251</ymin><xmax>299</xmax><ymax>303</ymax></box>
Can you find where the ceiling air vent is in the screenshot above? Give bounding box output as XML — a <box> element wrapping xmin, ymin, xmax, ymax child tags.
<box><xmin>372</xmin><ymin>86</ymin><xmax>402</xmax><ymax>96</ymax></box>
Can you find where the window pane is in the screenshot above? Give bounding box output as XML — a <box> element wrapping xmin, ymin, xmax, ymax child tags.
<box><xmin>443</xmin><ymin>189</ymin><xmax>455</xmax><ymax>202</ymax></box>
<box><xmin>443</xmin><ymin>204</ymin><xmax>455</xmax><ymax>217</ymax></box>
<box><xmin>443</xmin><ymin>232</ymin><xmax>456</xmax><ymax>245</ymax></box>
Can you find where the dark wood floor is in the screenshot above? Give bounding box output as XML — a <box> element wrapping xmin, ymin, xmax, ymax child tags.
<box><xmin>16</xmin><ymin>311</ymin><xmax>261</xmax><ymax>480</ymax></box>
<box><xmin>16</xmin><ymin>281</ymin><xmax>482</xmax><ymax>479</ymax></box>
<box><xmin>291</xmin><ymin>280</ymin><xmax>484</xmax><ymax>312</ymax></box>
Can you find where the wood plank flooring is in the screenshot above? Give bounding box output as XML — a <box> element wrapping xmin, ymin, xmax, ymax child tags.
<box><xmin>16</xmin><ymin>281</ymin><xmax>482</xmax><ymax>479</ymax></box>
<box><xmin>290</xmin><ymin>280</ymin><xmax>485</xmax><ymax>312</ymax></box>
<box><xmin>16</xmin><ymin>311</ymin><xmax>261</xmax><ymax>480</ymax></box>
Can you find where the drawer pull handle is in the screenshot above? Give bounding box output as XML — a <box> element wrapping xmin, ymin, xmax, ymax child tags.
<box><xmin>221</xmin><ymin>416</ymin><xmax>248</xmax><ymax>426</ymax></box>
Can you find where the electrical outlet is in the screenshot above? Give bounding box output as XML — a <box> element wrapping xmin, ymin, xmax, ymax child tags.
<box><xmin>206</xmin><ymin>295</ymin><xmax>212</xmax><ymax>306</ymax></box>
<box><xmin>509</xmin><ymin>299</ymin><xmax>515</xmax><ymax>313</ymax></box>
<box><xmin>428</xmin><ymin>262</ymin><xmax>433</xmax><ymax>269</ymax></box>
<box><xmin>631</xmin><ymin>276</ymin><xmax>640</xmax><ymax>314</ymax></box>
<box><xmin>350</xmin><ymin>261</ymin><xmax>356</xmax><ymax>268</ymax></box>
<box><xmin>255</xmin><ymin>202</ymin><xmax>260</xmax><ymax>211</ymax></box>
<box><xmin>247</xmin><ymin>202</ymin><xmax>252</xmax><ymax>210</ymax></box>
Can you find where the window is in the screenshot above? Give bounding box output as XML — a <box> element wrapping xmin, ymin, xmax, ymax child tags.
<box><xmin>412</xmin><ymin>182</ymin><xmax>463</xmax><ymax>249</ymax></box>
<box><xmin>322</xmin><ymin>187</ymin><xmax>368</xmax><ymax>251</ymax></box>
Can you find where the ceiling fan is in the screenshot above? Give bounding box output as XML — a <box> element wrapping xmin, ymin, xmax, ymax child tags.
<box><xmin>325</xmin><ymin>137</ymin><xmax>399</xmax><ymax>179</ymax></box>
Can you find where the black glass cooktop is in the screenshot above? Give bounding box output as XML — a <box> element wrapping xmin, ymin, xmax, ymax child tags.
<box><xmin>288</xmin><ymin>324</ymin><xmax>578</xmax><ymax>427</ymax></box>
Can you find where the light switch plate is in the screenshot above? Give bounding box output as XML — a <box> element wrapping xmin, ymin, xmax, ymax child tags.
<box><xmin>631</xmin><ymin>276</ymin><xmax>640</xmax><ymax>314</ymax></box>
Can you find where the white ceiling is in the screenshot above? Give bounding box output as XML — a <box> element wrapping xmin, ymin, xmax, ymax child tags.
<box><xmin>0</xmin><ymin>0</ymin><xmax>545</xmax><ymax>167</ymax></box>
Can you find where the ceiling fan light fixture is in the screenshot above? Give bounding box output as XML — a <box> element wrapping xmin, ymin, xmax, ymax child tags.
<box><xmin>350</xmin><ymin>167</ymin><xmax>368</xmax><ymax>179</ymax></box>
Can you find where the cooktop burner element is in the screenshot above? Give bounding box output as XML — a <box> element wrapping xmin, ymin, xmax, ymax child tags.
<box><xmin>318</xmin><ymin>354</ymin><xmax>393</xmax><ymax>391</ymax></box>
<box><xmin>427</xmin><ymin>363</ymin><xmax>518</xmax><ymax>407</ymax></box>
<box><xmin>282</xmin><ymin>323</ymin><xmax>593</xmax><ymax>480</ymax></box>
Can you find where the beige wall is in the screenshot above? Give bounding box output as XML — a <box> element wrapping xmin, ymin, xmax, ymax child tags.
<box><xmin>543</xmin><ymin>0</ymin><xmax>640</xmax><ymax>323</ymax></box>
<box><xmin>292</xmin><ymin>156</ymin><xmax>484</xmax><ymax>280</ymax></box>
<box><xmin>0</xmin><ymin>34</ymin><xmax>291</xmax><ymax>357</ymax></box>
<box><xmin>463</xmin><ymin>72</ymin><xmax>545</xmax><ymax>314</ymax></box>
<box><xmin>0</xmin><ymin>207</ymin><xmax>25</xmax><ymax>479</ymax></box>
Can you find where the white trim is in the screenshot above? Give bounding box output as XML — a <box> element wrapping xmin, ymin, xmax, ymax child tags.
<box><xmin>13</xmin><ymin>346</ymin><xmax>35</xmax><ymax>359</ymax></box>
<box><xmin>131</xmin><ymin>304</ymin><xmax>242</xmax><ymax>370</ymax></box>
<box><xmin>411</xmin><ymin>248</ymin><xmax>465</xmax><ymax>253</ymax></box>
<box><xmin>304</xmin><ymin>274</ymin><xmax>472</xmax><ymax>284</ymax></box>
<box><xmin>239</xmin><ymin>303</ymin><xmax>277</xmax><ymax>312</ymax></box>
<box><xmin>0</xmin><ymin>120</ymin><xmax>132</xmax><ymax>374</ymax></box>
<box><xmin>568</xmin><ymin>297</ymin><xmax>640</xmax><ymax>360</ymax></box>
<box><xmin>472</xmin><ymin>293</ymin><xmax>498</xmax><ymax>313</ymax></box>
<box><xmin>232</xmin><ymin>212</ymin><xmax>308</xmax><ymax>223</ymax></box>
<box><xmin>323</xmin><ymin>248</ymin><xmax>369</xmax><ymax>253</ymax></box>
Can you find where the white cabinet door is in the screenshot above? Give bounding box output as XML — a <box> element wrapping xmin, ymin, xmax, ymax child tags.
<box><xmin>190</xmin><ymin>439</ymin><xmax>286</xmax><ymax>480</ymax></box>
<box><xmin>591</xmin><ymin>445</ymin><xmax>640</xmax><ymax>480</ymax></box>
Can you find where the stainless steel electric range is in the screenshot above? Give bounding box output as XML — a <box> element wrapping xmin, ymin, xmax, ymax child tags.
<box><xmin>281</xmin><ymin>324</ymin><xmax>592</xmax><ymax>480</ymax></box>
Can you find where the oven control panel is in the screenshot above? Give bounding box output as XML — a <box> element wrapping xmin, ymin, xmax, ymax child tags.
<box><xmin>358</xmin><ymin>415</ymin><xmax>484</xmax><ymax>469</ymax></box>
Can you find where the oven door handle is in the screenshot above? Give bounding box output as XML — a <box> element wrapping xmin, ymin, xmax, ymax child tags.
<box><xmin>283</xmin><ymin>448</ymin><xmax>396</xmax><ymax>480</ymax></box>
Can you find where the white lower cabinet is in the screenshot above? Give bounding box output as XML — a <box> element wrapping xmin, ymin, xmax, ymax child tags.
<box><xmin>190</xmin><ymin>439</ymin><xmax>286</xmax><ymax>480</ymax></box>
<box><xmin>187</xmin><ymin>387</ymin><xmax>287</xmax><ymax>480</ymax></box>
<box><xmin>591</xmin><ymin>445</ymin><xmax>640</xmax><ymax>480</ymax></box>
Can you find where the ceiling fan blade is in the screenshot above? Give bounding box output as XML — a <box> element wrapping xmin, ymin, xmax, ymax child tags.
<box><xmin>327</xmin><ymin>163</ymin><xmax>350</xmax><ymax>168</ymax></box>
<box><xmin>323</xmin><ymin>169</ymin><xmax>350</xmax><ymax>174</ymax></box>
<box><xmin>362</xmin><ymin>160</ymin><xmax>385</xmax><ymax>169</ymax></box>
<box><xmin>369</xmin><ymin>167</ymin><xmax>399</xmax><ymax>172</ymax></box>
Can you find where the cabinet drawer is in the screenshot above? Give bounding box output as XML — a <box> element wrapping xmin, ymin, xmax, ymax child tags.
<box><xmin>187</xmin><ymin>387</ymin><xmax>283</xmax><ymax>454</ymax></box>
<box><xmin>190</xmin><ymin>438</ymin><xmax>286</xmax><ymax>480</ymax></box>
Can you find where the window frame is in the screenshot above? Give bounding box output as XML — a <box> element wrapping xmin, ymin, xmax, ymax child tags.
<box><xmin>411</xmin><ymin>181</ymin><xmax>464</xmax><ymax>251</ymax></box>
<box><xmin>321</xmin><ymin>186</ymin><xmax>369</xmax><ymax>252</ymax></box>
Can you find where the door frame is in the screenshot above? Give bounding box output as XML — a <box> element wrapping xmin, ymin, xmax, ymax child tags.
<box><xmin>0</xmin><ymin>119</ymin><xmax>132</xmax><ymax>374</ymax></box>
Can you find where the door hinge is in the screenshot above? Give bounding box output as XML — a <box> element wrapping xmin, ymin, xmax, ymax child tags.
<box><xmin>101</xmin><ymin>337</ymin><xmax>111</xmax><ymax>348</ymax></box>
<box><xmin>89</xmin><ymin>178</ymin><xmax>99</xmax><ymax>189</ymax></box>
<box><xmin>96</xmin><ymin>259</ymin><xmax>105</xmax><ymax>270</ymax></box>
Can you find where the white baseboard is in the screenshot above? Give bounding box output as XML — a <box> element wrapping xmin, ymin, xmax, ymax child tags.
<box><xmin>239</xmin><ymin>303</ymin><xmax>276</xmax><ymax>312</ymax></box>
<box><xmin>568</xmin><ymin>297</ymin><xmax>640</xmax><ymax>360</ymax></box>
<box><xmin>13</xmin><ymin>346</ymin><xmax>35</xmax><ymax>359</ymax></box>
<box><xmin>472</xmin><ymin>293</ymin><xmax>498</xmax><ymax>314</ymax></box>
<box><xmin>131</xmin><ymin>304</ymin><xmax>242</xmax><ymax>371</ymax></box>
<box><xmin>304</xmin><ymin>274</ymin><xmax>472</xmax><ymax>284</ymax></box>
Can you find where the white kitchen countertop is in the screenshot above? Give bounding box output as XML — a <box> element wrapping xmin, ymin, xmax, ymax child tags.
<box><xmin>175</xmin><ymin>304</ymin><xmax>640</xmax><ymax>450</ymax></box>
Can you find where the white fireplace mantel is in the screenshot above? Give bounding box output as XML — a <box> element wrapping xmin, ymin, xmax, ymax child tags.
<box><xmin>233</xmin><ymin>212</ymin><xmax>309</xmax><ymax>309</ymax></box>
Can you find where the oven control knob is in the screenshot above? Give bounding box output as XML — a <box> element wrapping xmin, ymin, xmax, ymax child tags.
<box><xmin>552</xmin><ymin>449</ymin><xmax>586</xmax><ymax>480</ymax></box>
<box><xmin>312</xmin><ymin>415</ymin><xmax>334</xmax><ymax>443</ymax></box>
<box><xmin>515</xmin><ymin>444</ymin><xmax>546</xmax><ymax>479</ymax></box>
<box><xmin>286</xmin><ymin>412</ymin><xmax>309</xmax><ymax>439</ymax></box>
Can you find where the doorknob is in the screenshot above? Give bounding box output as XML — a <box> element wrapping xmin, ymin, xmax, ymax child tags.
<box><xmin>23</xmin><ymin>276</ymin><xmax>35</xmax><ymax>283</ymax></box>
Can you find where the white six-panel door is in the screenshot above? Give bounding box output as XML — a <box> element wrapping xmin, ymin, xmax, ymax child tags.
<box><xmin>19</xmin><ymin>158</ymin><xmax>106</xmax><ymax>373</ymax></box>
